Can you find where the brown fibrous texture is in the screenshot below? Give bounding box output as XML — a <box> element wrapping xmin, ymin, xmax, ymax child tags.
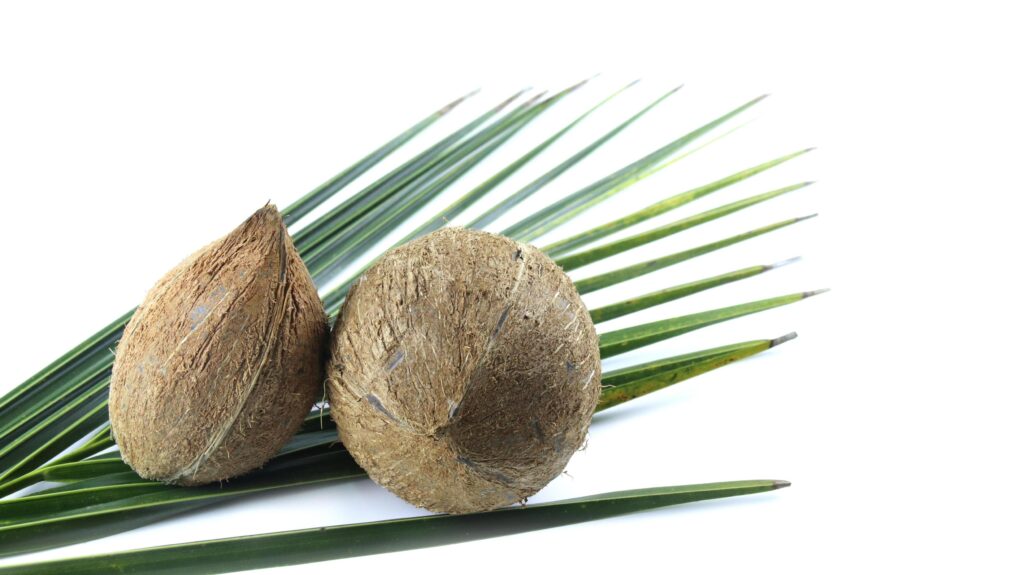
<box><xmin>327</xmin><ymin>227</ymin><xmax>601</xmax><ymax>514</ymax></box>
<box><xmin>109</xmin><ymin>205</ymin><xmax>328</xmax><ymax>485</ymax></box>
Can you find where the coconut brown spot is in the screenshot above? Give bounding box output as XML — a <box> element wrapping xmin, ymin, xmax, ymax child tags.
<box><xmin>109</xmin><ymin>205</ymin><xmax>328</xmax><ymax>485</ymax></box>
<box><xmin>327</xmin><ymin>227</ymin><xmax>601</xmax><ymax>514</ymax></box>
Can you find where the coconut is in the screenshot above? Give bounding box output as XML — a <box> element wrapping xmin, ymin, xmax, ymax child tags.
<box><xmin>109</xmin><ymin>205</ymin><xmax>328</xmax><ymax>485</ymax></box>
<box><xmin>327</xmin><ymin>227</ymin><xmax>601</xmax><ymax>514</ymax></box>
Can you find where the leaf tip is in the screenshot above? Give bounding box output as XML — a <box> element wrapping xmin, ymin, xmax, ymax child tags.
<box><xmin>766</xmin><ymin>256</ymin><xmax>802</xmax><ymax>270</ymax></box>
<box><xmin>770</xmin><ymin>332</ymin><xmax>798</xmax><ymax>347</ymax></box>
<box><xmin>772</xmin><ymin>479</ymin><xmax>792</xmax><ymax>490</ymax></box>
<box><xmin>803</xmin><ymin>288</ymin><xmax>830</xmax><ymax>298</ymax></box>
<box><xmin>439</xmin><ymin>89</ymin><xmax>480</xmax><ymax>115</ymax></box>
<box><xmin>794</xmin><ymin>213</ymin><xmax>819</xmax><ymax>223</ymax></box>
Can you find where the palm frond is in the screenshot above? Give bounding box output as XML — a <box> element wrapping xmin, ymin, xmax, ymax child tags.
<box><xmin>0</xmin><ymin>82</ymin><xmax>818</xmax><ymax>570</ymax></box>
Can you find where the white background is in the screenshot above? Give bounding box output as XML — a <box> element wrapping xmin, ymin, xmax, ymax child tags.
<box><xmin>1</xmin><ymin>1</ymin><xmax>1022</xmax><ymax>573</ymax></box>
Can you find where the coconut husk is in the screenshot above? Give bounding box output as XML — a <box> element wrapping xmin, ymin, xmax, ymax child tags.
<box><xmin>328</xmin><ymin>227</ymin><xmax>601</xmax><ymax>513</ymax></box>
<box><xmin>109</xmin><ymin>205</ymin><xmax>327</xmax><ymax>485</ymax></box>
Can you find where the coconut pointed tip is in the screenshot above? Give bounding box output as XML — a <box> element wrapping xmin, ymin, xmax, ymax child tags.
<box><xmin>772</xmin><ymin>479</ymin><xmax>792</xmax><ymax>490</ymax></box>
<box><xmin>803</xmin><ymin>288</ymin><xmax>831</xmax><ymax>298</ymax></box>
<box><xmin>251</xmin><ymin>203</ymin><xmax>283</xmax><ymax>222</ymax></box>
<box><xmin>767</xmin><ymin>256</ymin><xmax>802</xmax><ymax>270</ymax></box>
<box><xmin>770</xmin><ymin>332</ymin><xmax>798</xmax><ymax>347</ymax></box>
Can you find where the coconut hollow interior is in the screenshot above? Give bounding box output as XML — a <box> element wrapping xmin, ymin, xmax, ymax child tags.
<box><xmin>328</xmin><ymin>228</ymin><xmax>601</xmax><ymax>514</ymax></box>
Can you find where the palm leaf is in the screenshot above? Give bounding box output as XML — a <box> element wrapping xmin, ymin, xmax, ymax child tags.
<box><xmin>0</xmin><ymin>331</ymin><xmax>796</xmax><ymax>554</ymax></box>
<box><xmin>0</xmin><ymin>480</ymin><xmax>790</xmax><ymax>574</ymax></box>
<box><xmin>0</xmin><ymin>83</ymin><xmax>816</xmax><ymax>569</ymax></box>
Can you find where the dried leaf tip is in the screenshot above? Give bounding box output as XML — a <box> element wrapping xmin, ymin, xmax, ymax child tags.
<box><xmin>803</xmin><ymin>288</ymin><xmax>830</xmax><ymax>298</ymax></box>
<box><xmin>495</xmin><ymin>89</ymin><xmax>531</xmax><ymax>111</ymax></box>
<box><xmin>794</xmin><ymin>213</ymin><xmax>819</xmax><ymax>223</ymax></box>
<box><xmin>564</xmin><ymin>76</ymin><xmax>596</xmax><ymax>94</ymax></box>
<box><xmin>438</xmin><ymin>89</ymin><xmax>480</xmax><ymax>116</ymax></box>
<box><xmin>766</xmin><ymin>256</ymin><xmax>802</xmax><ymax>270</ymax></box>
<box><xmin>772</xmin><ymin>479</ymin><xmax>792</xmax><ymax>489</ymax></box>
<box><xmin>770</xmin><ymin>332</ymin><xmax>798</xmax><ymax>347</ymax></box>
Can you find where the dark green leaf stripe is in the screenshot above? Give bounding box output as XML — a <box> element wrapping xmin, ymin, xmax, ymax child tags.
<box><xmin>0</xmin><ymin>311</ymin><xmax>127</xmax><ymax>432</ymax></box>
<box><xmin>0</xmin><ymin>436</ymin><xmax>118</xmax><ymax>499</ymax></box>
<box><xmin>0</xmin><ymin>452</ymin><xmax>363</xmax><ymax>558</ymax></box>
<box><xmin>574</xmin><ymin>215</ymin><xmax>815</xmax><ymax>295</ymax></box>
<box><xmin>0</xmin><ymin>362</ymin><xmax>111</xmax><ymax>456</ymax></box>
<box><xmin>0</xmin><ymin>482</ymin><xmax>162</xmax><ymax>527</ymax></box>
<box><xmin>0</xmin><ymin>385</ymin><xmax>110</xmax><ymax>493</ymax></box>
<box><xmin>543</xmin><ymin>149</ymin><xmax>813</xmax><ymax>257</ymax></box>
<box><xmin>0</xmin><ymin>480</ymin><xmax>789</xmax><ymax>575</ymax></box>
<box><xmin>599</xmin><ymin>291</ymin><xmax>824</xmax><ymax>358</ymax></box>
<box><xmin>42</xmin><ymin>457</ymin><xmax>129</xmax><ymax>482</ymax></box>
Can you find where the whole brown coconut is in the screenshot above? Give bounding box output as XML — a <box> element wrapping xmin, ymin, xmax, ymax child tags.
<box><xmin>109</xmin><ymin>205</ymin><xmax>328</xmax><ymax>485</ymax></box>
<box><xmin>327</xmin><ymin>227</ymin><xmax>601</xmax><ymax>514</ymax></box>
